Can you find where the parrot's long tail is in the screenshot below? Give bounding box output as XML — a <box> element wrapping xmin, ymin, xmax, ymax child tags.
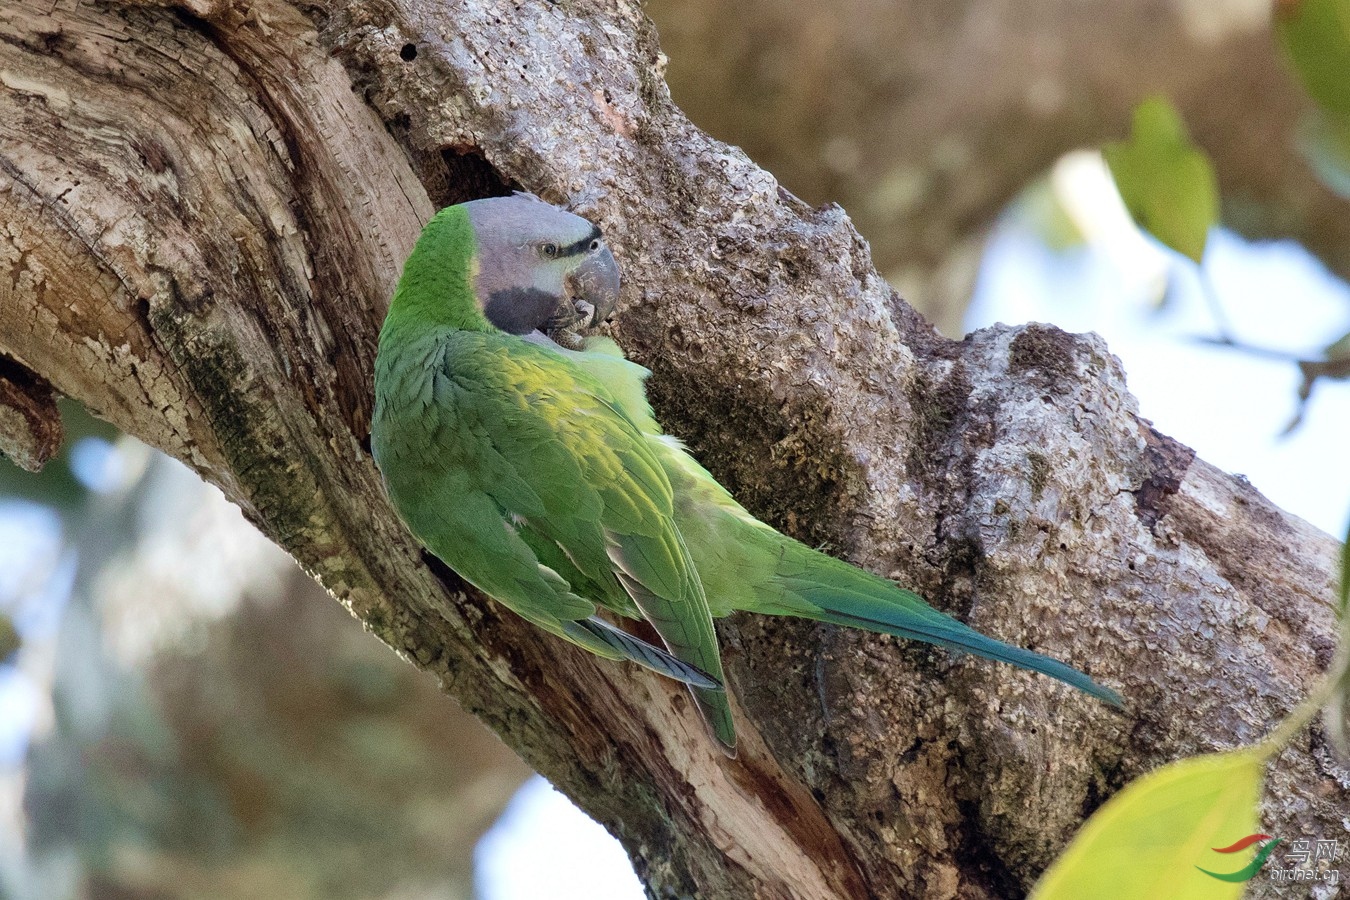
<box><xmin>770</xmin><ymin>552</ymin><xmax>1123</xmax><ymax>707</ymax></box>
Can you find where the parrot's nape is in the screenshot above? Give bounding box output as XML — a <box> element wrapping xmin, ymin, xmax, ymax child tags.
<box><xmin>371</xmin><ymin>194</ymin><xmax>1122</xmax><ymax>757</ymax></box>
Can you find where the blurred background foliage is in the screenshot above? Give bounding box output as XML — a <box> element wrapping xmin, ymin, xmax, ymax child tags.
<box><xmin>4</xmin><ymin>1</ymin><xmax>1350</xmax><ymax>898</ymax></box>
<box><xmin>0</xmin><ymin>404</ymin><xmax>528</xmax><ymax>899</ymax></box>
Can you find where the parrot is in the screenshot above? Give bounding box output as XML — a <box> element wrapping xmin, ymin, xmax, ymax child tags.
<box><xmin>371</xmin><ymin>193</ymin><xmax>1122</xmax><ymax>757</ymax></box>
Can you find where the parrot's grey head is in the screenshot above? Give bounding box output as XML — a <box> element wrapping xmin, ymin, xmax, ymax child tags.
<box><xmin>462</xmin><ymin>194</ymin><xmax>620</xmax><ymax>347</ymax></box>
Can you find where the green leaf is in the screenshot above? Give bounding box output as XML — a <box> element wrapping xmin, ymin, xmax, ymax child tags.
<box><xmin>0</xmin><ymin>614</ymin><xmax>17</xmax><ymax>661</ymax></box>
<box><xmin>1032</xmin><ymin>749</ymin><xmax>1265</xmax><ymax>900</ymax></box>
<box><xmin>1326</xmin><ymin>329</ymin><xmax>1350</xmax><ymax>364</ymax></box>
<box><xmin>1104</xmin><ymin>96</ymin><xmax>1220</xmax><ymax>263</ymax></box>
<box><xmin>1342</xmin><ymin>513</ymin><xmax>1350</xmax><ymax>615</ymax></box>
<box><xmin>1325</xmin><ymin>519</ymin><xmax>1350</xmax><ymax>756</ymax></box>
<box><xmin>1276</xmin><ymin>0</ymin><xmax>1350</xmax><ymax>120</ymax></box>
<box><xmin>1295</xmin><ymin>108</ymin><xmax>1350</xmax><ymax>199</ymax></box>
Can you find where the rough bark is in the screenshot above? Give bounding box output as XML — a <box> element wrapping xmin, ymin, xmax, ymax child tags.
<box><xmin>0</xmin><ymin>1</ymin><xmax>1343</xmax><ymax>898</ymax></box>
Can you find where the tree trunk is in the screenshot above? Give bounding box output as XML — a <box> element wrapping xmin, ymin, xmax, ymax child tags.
<box><xmin>0</xmin><ymin>1</ymin><xmax>1343</xmax><ymax>897</ymax></box>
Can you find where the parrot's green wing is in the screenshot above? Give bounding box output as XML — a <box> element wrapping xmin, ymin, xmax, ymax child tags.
<box><xmin>381</xmin><ymin>331</ymin><xmax>736</xmax><ymax>750</ymax></box>
<box><xmin>378</xmin><ymin>386</ymin><xmax>715</xmax><ymax>691</ymax></box>
<box><xmin>562</xmin><ymin>337</ymin><xmax>1122</xmax><ymax>708</ymax></box>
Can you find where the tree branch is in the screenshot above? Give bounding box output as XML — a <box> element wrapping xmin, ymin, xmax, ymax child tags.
<box><xmin>1</xmin><ymin>1</ymin><xmax>1343</xmax><ymax>896</ymax></box>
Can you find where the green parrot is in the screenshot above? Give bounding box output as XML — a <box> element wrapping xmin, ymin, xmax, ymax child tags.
<box><xmin>372</xmin><ymin>194</ymin><xmax>1121</xmax><ymax>756</ymax></box>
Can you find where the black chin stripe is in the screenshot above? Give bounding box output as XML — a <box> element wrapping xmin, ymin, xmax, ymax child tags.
<box><xmin>484</xmin><ymin>287</ymin><xmax>560</xmax><ymax>334</ymax></box>
<box><xmin>557</xmin><ymin>224</ymin><xmax>602</xmax><ymax>260</ymax></box>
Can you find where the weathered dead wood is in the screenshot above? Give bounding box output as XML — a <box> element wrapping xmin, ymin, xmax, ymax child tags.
<box><xmin>1</xmin><ymin>1</ymin><xmax>1343</xmax><ymax>897</ymax></box>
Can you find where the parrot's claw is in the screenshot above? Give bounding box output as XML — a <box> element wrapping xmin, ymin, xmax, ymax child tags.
<box><xmin>545</xmin><ymin>294</ymin><xmax>600</xmax><ymax>350</ymax></box>
<box><xmin>573</xmin><ymin>299</ymin><xmax>597</xmax><ymax>328</ymax></box>
<box><xmin>552</xmin><ymin>328</ymin><xmax>586</xmax><ymax>351</ymax></box>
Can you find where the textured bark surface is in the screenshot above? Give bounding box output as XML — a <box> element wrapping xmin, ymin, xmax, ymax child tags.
<box><xmin>1</xmin><ymin>1</ymin><xmax>1344</xmax><ymax>897</ymax></box>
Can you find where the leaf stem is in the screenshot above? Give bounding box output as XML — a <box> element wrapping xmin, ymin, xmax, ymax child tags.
<box><xmin>1254</xmin><ymin>642</ymin><xmax>1349</xmax><ymax>761</ymax></box>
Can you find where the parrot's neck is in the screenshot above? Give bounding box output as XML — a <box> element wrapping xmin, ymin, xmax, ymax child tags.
<box><xmin>382</xmin><ymin>206</ymin><xmax>494</xmax><ymax>335</ymax></box>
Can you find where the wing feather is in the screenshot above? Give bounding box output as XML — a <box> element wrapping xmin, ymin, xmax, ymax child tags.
<box><xmin>399</xmin><ymin>334</ymin><xmax>730</xmax><ymax>744</ymax></box>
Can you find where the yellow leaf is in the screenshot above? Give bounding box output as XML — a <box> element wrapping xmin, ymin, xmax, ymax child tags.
<box><xmin>1032</xmin><ymin>749</ymin><xmax>1266</xmax><ymax>900</ymax></box>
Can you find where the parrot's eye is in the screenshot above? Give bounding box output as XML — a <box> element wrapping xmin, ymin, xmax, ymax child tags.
<box><xmin>589</xmin><ymin>239</ymin><xmax>601</xmax><ymax>251</ymax></box>
<box><xmin>541</xmin><ymin>242</ymin><xmax>559</xmax><ymax>259</ymax></box>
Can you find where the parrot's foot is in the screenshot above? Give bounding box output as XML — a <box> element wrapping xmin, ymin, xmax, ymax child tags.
<box><xmin>546</xmin><ymin>295</ymin><xmax>599</xmax><ymax>350</ymax></box>
<box><xmin>573</xmin><ymin>299</ymin><xmax>597</xmax><ymax>327</ymax></box>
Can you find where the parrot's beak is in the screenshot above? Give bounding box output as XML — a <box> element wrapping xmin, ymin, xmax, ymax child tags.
<box><xmin>565</xmin><ymin>245</ymin><xmax>620</xmax><ymax>330</ymax></box>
